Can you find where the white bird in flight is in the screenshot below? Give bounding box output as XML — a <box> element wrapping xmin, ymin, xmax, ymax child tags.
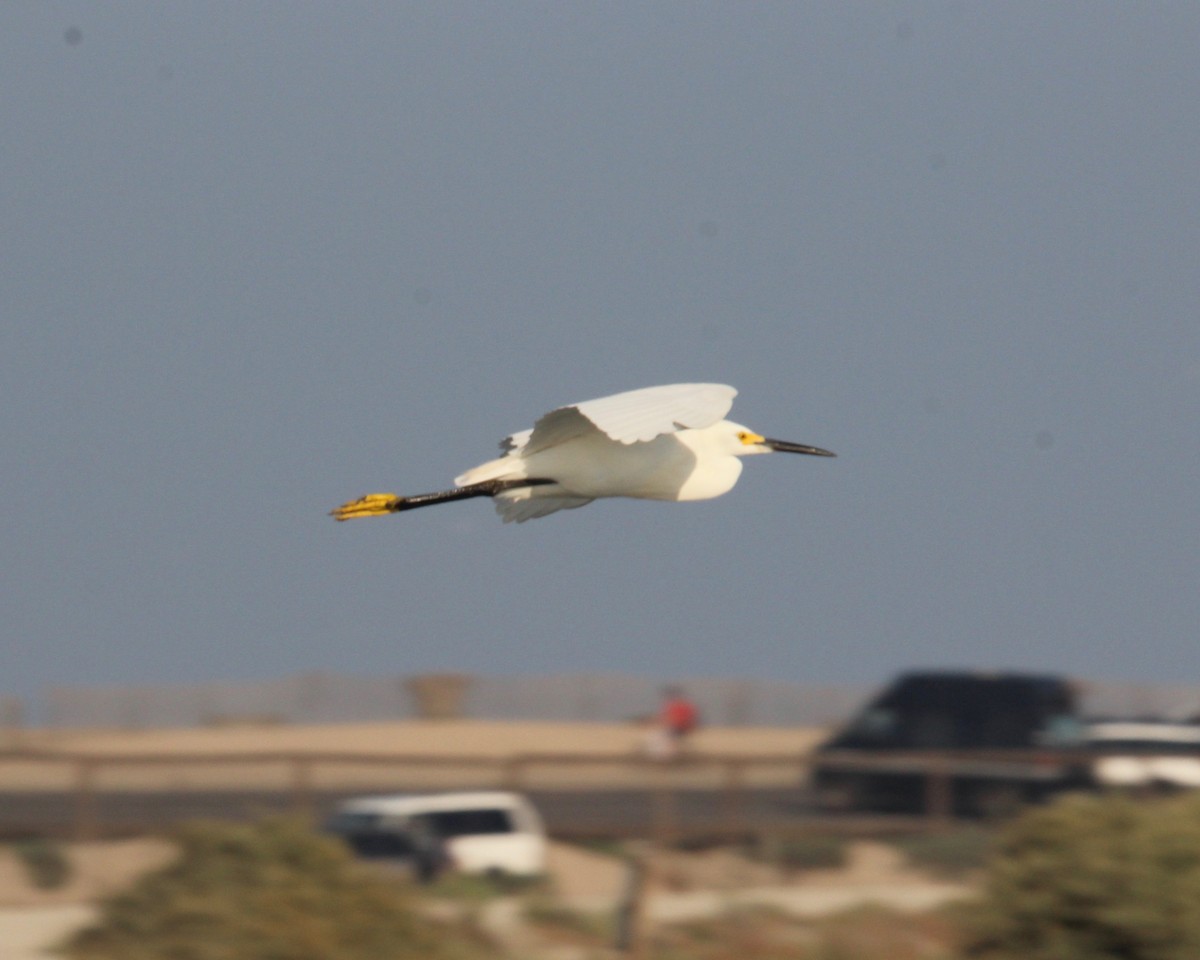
<box><xmin>331</xmin><ymin>383</ymin><xmax>835</xmax><ymax>524</ymax></box>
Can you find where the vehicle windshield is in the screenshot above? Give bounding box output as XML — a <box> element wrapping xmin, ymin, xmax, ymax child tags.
<box><xmin>1036</xmin><ymin>713</ymin><xmax>1085</xmax><ymax>746</ymax></box>
<box><xmin>324</xmin><ymin>811</ymin><xmax>383</xmax><ymax>833</ymax></box>
<box><xmin>828</xmin><ymin>676</ymin><xmax>1084</xmax><ymax>750</ymax></box>
<box><xmin>417</xmin><ymin>808</ymin><xmax>514</xmax><ymax>838</ymax></box>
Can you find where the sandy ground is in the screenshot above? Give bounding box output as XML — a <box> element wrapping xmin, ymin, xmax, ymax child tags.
<box><xmin>546</xmin><ymin>838</ymin><xmax>974</xmax><ymax>917</ymax></box>
<box><xmin>0</xmin><ymin>839</ymin><xmax>175</xmax><ymax>908</ymax></box>
<box><xmin>0</xmin><ymin>722</ymin><xmax>966</xmax><ymax>957</ymax></box>
<box><xmin>639</xmin><ymin>842</ymin><xmax>974</xmax><ymax>922</ymax></box>
<box><xmin>0</xmin><ymin>905</ymin><xmax>94</xmax><ymax>960</ymax></box>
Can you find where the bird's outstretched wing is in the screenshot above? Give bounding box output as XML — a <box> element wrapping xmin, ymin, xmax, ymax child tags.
<box><xmin>503</xmin><ymin>383</ymin><xmax>736</xmax><ymax>456</ymax></box>
<box><xmin>493</xmin><ymin>491</ymin><xmax>594</xmax><ymax>523</ymax></box>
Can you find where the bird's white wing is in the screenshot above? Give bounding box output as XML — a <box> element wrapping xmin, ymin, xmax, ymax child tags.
<box><xmin>499</xmin><ymin>428</ymin><xmax>533</xmax><ymax>454</ymax></box>
<box><xmin>510</xmin><ymin>383</ymin><xmax>736</xmax><ymax>456</ymax></box>
<box><xmin>493</xmin><ymin>491</ymin><xmax>594</xmax><ymax>523</ymax></box>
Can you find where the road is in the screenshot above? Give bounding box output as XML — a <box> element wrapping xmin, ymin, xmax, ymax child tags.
<box><xmin>0</xmin><ymin>786</ymin><xmax>849</xmax><ymax>840</ymax></box>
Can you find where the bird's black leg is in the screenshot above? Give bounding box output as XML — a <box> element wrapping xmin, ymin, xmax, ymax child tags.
<box><xmin>330</xmin><ymin>479</ymin><xmax>555</xmax><ymax>520</ymax></box>
<box><xmin>393</xmin><ymin>478</ymin><xmax>550</xmax><ymax>509</ymax></box>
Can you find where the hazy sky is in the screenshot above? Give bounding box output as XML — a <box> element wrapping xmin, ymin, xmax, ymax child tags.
<box><xmin>4</xmin><ymin>4</ymin><xmax>1198</xmax><ymax>713</ymax></box>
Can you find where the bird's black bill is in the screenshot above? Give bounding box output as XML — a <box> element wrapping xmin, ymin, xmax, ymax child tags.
<box><xmin>764</xmin><ymin>438</ymin><xmax>836</xmax><ymax>457</ymax></box>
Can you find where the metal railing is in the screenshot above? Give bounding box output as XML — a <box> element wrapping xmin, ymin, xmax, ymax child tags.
<box><xmin>0</xmin><ymin>744</ymin><xmax>1115</xmax><ymax>842</ymax></box>
<box><xmin>0</xmin><ymin>746</ymin><xmax>812</xmax><ymax>841</ymax></box>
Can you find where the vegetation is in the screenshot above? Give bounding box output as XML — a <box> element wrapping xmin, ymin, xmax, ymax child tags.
<box><xmin>426</xmin><ymin>868</ymin><xmax>546</xmax><ymax>902</ymax></box>
<box><xmin>60</xmin><ymin>818</ymin><xmax>489</xmax><ymax>960</ymax></box>
<box><xmin>891</xmin><ymin>825</ymin><xmax>996</xmax><ymax>879</ymax></box>
<box><xmin>11</xmin><ymin>837</ymin><xmax>72</xmax><ymax>890</ymax></box>
<box><xmin>47</xmin><ymin>793</ymin><xmax>1200</xmax><ymax>960</ymax></box>
<box><xmin>575</xmin><ymin>836</ymin><xmax>629</xmax><ymax>859</ymax></box>
<box><xmin>645</xmin><ymin>903</ymin><xmax>959</xmax><ymax>960</ymax></box>
<box><xmin>523</xmin><ymin>895</ymin><xmax>613</xmax><ymax>944</ymax></box>
<box><xmin>750</xmin><ymin>833</ymin><xmax>850</xmax><ymax>871</ymax></box>
<box><xmin>777</xmin><ymin>834</ymin><xmax>850</xmax><ymax>871</ymax></box>
<box><xmin>961</xmin><ymin>792</ymin><xmax>1200</xmax><ymax>959</ymax></box>
<box><xmin>803</xmin><ymin>904</ymin><xmax>962</xmax><ymax>960</ymax></box>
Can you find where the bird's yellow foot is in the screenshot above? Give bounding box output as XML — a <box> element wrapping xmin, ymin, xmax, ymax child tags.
<box><xmin>329</xmin><ymin>493</ymin><xmax>404</xmax><ymax>521</ymax></box>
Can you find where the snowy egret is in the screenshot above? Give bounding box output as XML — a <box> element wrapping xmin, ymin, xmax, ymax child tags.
<box><xmin>331</xmin><ymin>383</ymin><xmax>834</xmax><ymax>524</ymax></box>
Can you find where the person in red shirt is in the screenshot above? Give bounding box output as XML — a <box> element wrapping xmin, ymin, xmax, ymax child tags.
<box><xmin>657</xmin><ymin>685</ymin><xmax>700</xmax><ymax>758</ymax></box>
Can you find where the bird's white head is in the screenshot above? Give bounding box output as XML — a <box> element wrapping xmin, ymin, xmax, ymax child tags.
<box><xmin>722</xmin><ymin>421</ymin><xmax>837</xmax><ymax>459</ymax></box>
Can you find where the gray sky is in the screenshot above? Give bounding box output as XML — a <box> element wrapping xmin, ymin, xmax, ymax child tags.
<box><xmin>4</xmin><ymin>4</ymin><xmax>1198</xmax><ymax>713</ymax></box>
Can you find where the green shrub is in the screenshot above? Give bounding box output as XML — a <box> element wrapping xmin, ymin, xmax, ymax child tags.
<box><xmin>647</xmin><ymin>904</ymin><xmax>959</xmax><ymax>960</ymax></box>
<box><xmin>892</xmin><ymin>825</ymin><xmax>996</xmax><ymax>879</ymax></box>
<box><xmin>576</xmin><ymin>837</ymin><xmax>629</xmax><ymax>860</ymax></box>
<box><xmin>754</xmin><ymin>833</ymin><xmax>849</xmax><ymax>871</ymax></box>
<box><xmin>61</xmin><ymin>818</ymin><xmax>488</xmax><ymax>960</ymax></box>
<box><xmin>12</xmin><ymin>837</ymin><xmax>72</xmax><ymax>890</ymax></box>
<box><xmin>427</xmin><ymin>868</ymin><xmax>545</xmax><ymax>902</ymax></box>
<box><xmin>960</xmin><ymin>792</ymin><xmax>1200</xmax><ymax>959</ymax></box>
<box><xmin>523</xmin><ymin>896</ymin><xmax>612</xmax><ymax>943</ymax></box>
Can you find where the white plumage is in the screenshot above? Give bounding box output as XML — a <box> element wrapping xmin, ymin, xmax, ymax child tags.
<box><xmin>331</xmin><ymin>383</ymin><xmax>834</xmax><ymax>524</ymax></box>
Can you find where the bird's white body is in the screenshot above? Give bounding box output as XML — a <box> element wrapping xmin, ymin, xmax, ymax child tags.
<box><xmin>458</xmin><ymin>420</ymin><xmax>756</xmax><ymax>521</ymax></box>
<box><xmin>331</xmin><ymin>383</ymin><xmax>834</xmax><ymax>524</ymax></box>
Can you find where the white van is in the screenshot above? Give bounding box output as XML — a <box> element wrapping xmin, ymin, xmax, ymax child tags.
<box><xmin>326</xmin><ymin>791</ymin><xmax>547</xmax><ymax>877</ymax></box>
<box><xmin>1088</xmin><ymin>721</ymin><xmax>1200</xmax><ymax>790</ymax></box>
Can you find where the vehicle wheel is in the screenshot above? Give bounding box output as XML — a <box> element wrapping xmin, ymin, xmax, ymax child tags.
<box><xmin>1145</xmin><ymin>779</ymin><xmax>1183</xmax><ymax>798</ymax></box>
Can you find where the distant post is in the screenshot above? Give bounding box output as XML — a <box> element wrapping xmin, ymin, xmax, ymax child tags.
<box><xmin>74</xmin><ymin>759</ymin><xmax>99</xmax><ymax>842</ymax></box>
<box><xmin>924</xmin><ymin>755</ymin><xmax>953</xmax><ymax>823</ymax></box>
<box><xmin>406</xmin><ymin>674</ymin><xmax>472</xmax><ymax>720</ymax></box>
<box><xmin>290</xmin><ymin>758</ymin><xmax>314</xmax><ymax>819</ymax></box>
<box><xmin>721</xmin><ymin>759</ymin><xmax>746</xmax><ymax>837</ymax></box>
<box><xmin>613</xmin><ymin>842</ymin><xmax>651</xmax><ymax>957</ymax></box>
<box><xmin>0</xmin><ymin>697</ymin><xmax>22</xmax><ymax>749</ymax></box>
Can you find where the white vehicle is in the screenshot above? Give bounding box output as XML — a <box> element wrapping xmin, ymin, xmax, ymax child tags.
<box><xmin>1088</xmin><ymin>721</ymin><xmax>1200</xmax><ymax>790</ymax></box>
<box><xmin>326</xmin><ymin>791</ymin><xmax>547</xmax><ymax>877</ymax></box>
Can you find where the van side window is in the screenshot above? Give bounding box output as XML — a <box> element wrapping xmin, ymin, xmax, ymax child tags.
<box><xmin>422</xmin><ymin>809</ymin><xmax>514</xmax><ymax>838</ymax></box>
<box><xmin>346</xmin><ymin>832</ymin><xmax>417</xmax><ymax>858</ymax></box>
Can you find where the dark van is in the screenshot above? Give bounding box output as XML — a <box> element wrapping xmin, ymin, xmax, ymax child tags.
<box><xmin>810</xmin><ymin>671</ymin><xmax>1090</xmax><ymax>816</ymax></box>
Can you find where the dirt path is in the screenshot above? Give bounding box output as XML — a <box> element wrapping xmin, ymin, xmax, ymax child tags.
<box><xmin>0</xmin><ymin>905</ymin><xmax>94</xmax><ymax>960</ymax></box>
<box><xmin>555</xmin><ymin>840</ymin><xmax>976</xmax><ymax>921</ymax></box>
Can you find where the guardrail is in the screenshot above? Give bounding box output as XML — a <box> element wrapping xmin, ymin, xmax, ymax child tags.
<box><xmin>0</xmin><ymin>746</ymin><xmax>1106</xmax><ymax>841</ymax></box>
<box><xmin>0</xmin><ymin>747</ymin><xmax>814</xmax><ymax>841</ymax></box>
<box><xmin>813</xmin><ymin>747</ymin><xmax>1093</xmax><ymax>819</ymax></box>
